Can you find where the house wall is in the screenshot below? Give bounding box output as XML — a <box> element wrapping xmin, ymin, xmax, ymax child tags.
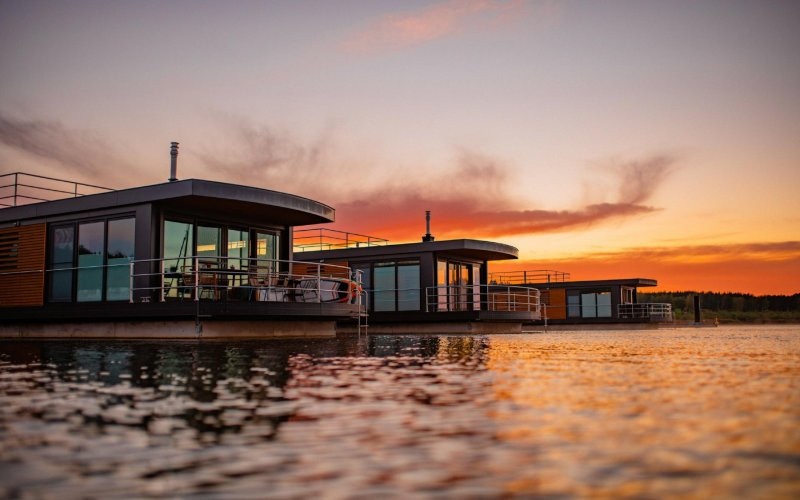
<box><xmin>0</xmin><ymin>224</ymin><xmax>46</xmax><ymax>307</ymax></box>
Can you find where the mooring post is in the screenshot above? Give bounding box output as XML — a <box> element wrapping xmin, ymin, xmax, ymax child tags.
<box><xmin>693</xmin><ymin>295</ymin><xmax>702</xmax><ymax>325</ymax></box>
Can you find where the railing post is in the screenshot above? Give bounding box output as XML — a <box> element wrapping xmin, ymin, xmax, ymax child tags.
<box><xmin>129</xmin><ymin>261</ymin><xmax>134</xmax><ymax>303</ymax></box>
<box><xmin>13</xmin><ymin>173</ymin><xmax>18</xmax><ymax>206</ymax></box>
<box><xmin>160</xmin><ymin>259</ymin><xmax>165</xmax><ymax>302</ymax></box>
<box><xmin>194</xmin><ymin>256</ymin><xmax>199</xmax><ymax>302</ymax></box>
<box><xmin>317</xmin><ymin>263</ymin><xmax>321</xmax><ymax>303</ymax></box>
<box><xmin>543</xmin><ymin>303</ymin><xmax>548</xmax><ymax>328</ymax></box>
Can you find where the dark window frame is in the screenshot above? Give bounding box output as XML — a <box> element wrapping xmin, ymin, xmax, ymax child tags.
<box><xmin>46</xmin><ymin>214</ymin><xmax>136</xmax><ymax>303</ymax></box>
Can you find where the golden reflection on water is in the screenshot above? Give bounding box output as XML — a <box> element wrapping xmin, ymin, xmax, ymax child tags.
<box><xmin>0</xmin><ymin>327</ymin><xmax>798</xmax><ymax>498</ymax></box>
<box><xmin>486</xmin><ymin>327</ymin><xmax>800</xmax><ymax>498</ymax></box>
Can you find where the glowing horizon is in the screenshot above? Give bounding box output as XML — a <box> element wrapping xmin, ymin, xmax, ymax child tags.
<box><xmin>1</xmin><ymin>1</ymin><xmax>797</xmax><ymax>295</ymax></box>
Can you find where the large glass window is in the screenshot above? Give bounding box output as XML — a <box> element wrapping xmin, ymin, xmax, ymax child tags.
<box><xmin>197</xmin><ymin>225</ymin><xmax>221</xmax><ymax>261</ymax></box>
<box><xmin>448</xmin><ymin>262</ymin><xmax>471</xmax><ymax>311</ymax></box>
<box><xmin>227</xmin><ymin>229</ymin><xmax>249</xmax><ymax>288</ymax></box>
<box><xmin>77</xmin><ymin>221</ymin><xmax>105</xmax><ymax>302</ymax></box>
<box><xmin>254</xmin><ymin>231</ymin><xmax>278</xmax><ymax>274</ymax></box>
<box><xmin>581</xmin><ymin>292</ymin><xmax>597</xmax><ymax>318</ymax></box>
<box><xmin>436</xmin><ymin>258</ymin><xmax>447</xmax><ymax>312</ymax></box>
<box><xmin>372</xmin><ymin>260</ymin><xmax>420</xmax><ymax>312</ymax></box>
<box><xmin>597</xmin><ymin>292</ymin><xmax>612</xmax><ymax>317</ymax></box>
<box><xmin>164</xmin><ymin>220</ymin><xmax>193</xmax><ymax>298</ymax></box>
<box><xmin>567</xmin><ymin>294</ymin><xmax>580</xmax><ymax>318</ymax></box>
<box><xmin>106</xmin><ymin>218</ymin><xmax>135</xmax><ymax>301</ymax></box>
<box><xmin>373</xmin><ymin>263</ymin><xmax>396</xmax><ymax>312</ymax></box>
<box><xmin>49</xmin><ymin>225</ymin><xmax>74</xmax><ymax>302</ymax></box>
<box><xmin>48</xmin><ymin>218</ymin><xmax>135</xmax><ymax>302</ymax></box>
<box><xmin>573</xmin><ymin>291</ymin><xmax>613</xmax><ymax>318</ymax></box>
<box><xmin>397</xmin><ymin>261</ymin><xmax>420</xmax><ymax>311</ymax></box>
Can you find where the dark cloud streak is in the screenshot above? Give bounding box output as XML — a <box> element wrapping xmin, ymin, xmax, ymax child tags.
<box><xmin>0</xmin><ymin>112</ymin><xmax>129</xmax><ymax>185</ymax></box>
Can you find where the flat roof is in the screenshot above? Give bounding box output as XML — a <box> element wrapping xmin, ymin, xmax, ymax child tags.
<box><xmin>522</xmin><ymin>278</ymin><xmax>658</xmax><ymax>288</ymax></box>
<box><xmin>297</xmin><ymin>239</ymin><xmax>519</xmax><ymax>262</ymax></box>
<box><xmin>0</xmin><ymin>179</ymin><xmax>335</xmax><ymax>226</ymax></box>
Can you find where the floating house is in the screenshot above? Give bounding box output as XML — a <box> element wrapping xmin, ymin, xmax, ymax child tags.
<box><xmin>487</xmin><ymin>271</ymin><xmax>672</xmax><ymax>324</ymax></box>
<box><xmin>294</xmin><ymin>223</ymin><xmax>541</xmax><ymax>334</ymax></box>
<box><xmin>0</xmin><ymin>148</ymin><xmax>366</xmax><ymax>339</ymax></box>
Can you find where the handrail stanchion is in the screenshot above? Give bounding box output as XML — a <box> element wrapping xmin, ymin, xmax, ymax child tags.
<box><xmin>129</xmin><ymin>261</ymin><xmax>134</xmax><ymax>303</ymax></box>
<box><xmin>544</xmin><ymin>303</ymin><xmax>548</xmax><ymax>329</ymax></box>
<box><xmin>160</xmin><ymin>259</ymin><xmax>165</xmax><ymax>302</ymax></box>
<box><xmin>317</xmin><ymin>263</ymin><xmax>321</xmax><ymax>303</ymax></box>
<box><xmin>194</xmin><ymin>256</ymin><xmax>199</xmax><ymax>302</ymax></box>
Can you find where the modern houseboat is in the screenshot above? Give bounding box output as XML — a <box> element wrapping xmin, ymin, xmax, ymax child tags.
<box><xmin>0</xmin><ymin>160</ymin><xmax>364</xmax><ymax>339</ymax></box>
<box><xmin>293</xmin><ymin>217</ymin><xmax>542</xmax><ymax>333</ymax></box>
<box><xmin>487</xmin><ymin>271</ymin><xmax>672</xmax><ymax>325</ymax></box>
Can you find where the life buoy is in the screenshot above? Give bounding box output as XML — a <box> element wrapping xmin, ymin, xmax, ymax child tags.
<box><xmin>335</xmin><ymin>279</ymin><xmax>362</xmax><ymax>304</ymax></box>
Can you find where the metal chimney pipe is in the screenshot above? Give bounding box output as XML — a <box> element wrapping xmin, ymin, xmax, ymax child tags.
<box><xmin>169</xmin><ymin>142</ymin><xmax>179</xmax><ymax>182</ymax></box>
<box><xmin>422</xmin><ymin>210</ymin><xmax>434</xmax><ymax>242</ymax></box>
<box><xmin>426</xmin><ymin>211</ymin><xmax>431</xmax><ymax>234</ymax></box>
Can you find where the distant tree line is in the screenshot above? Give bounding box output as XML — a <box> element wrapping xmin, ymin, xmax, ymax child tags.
<box><xmin>638</xmin><ymin>291</ymin><xmax>800</xmax><ymax>323</ymax></box>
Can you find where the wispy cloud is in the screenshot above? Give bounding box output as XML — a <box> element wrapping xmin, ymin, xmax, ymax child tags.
<box><xmin>0</xmin><ymin>111</ymin><xmax>130</xmax><ymax>185</ymax></box>
<box><xmin>333</xmin><ymin>154</ymin><xmax>676</xmax><ymax>240</ymax></box>
<box><xmin>569</xmin><ymin>241</ymin><xmax>800</xmax><ymax>264</ymax></box>
<box><xmin>340</xmin><ymin>0</ymin><xmax>530</xmax><ymax>54</ymax></box>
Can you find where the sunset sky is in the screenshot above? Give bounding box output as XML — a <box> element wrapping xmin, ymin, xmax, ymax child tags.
<box><xmin>1</xmin><ymin>0</ymin><xmax>798</xmax><ymax>294</ymax></box>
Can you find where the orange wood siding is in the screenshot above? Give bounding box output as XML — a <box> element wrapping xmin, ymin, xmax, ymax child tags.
<box><xmin>291</xmin><ymin>261</ymin><xmax>350</xmax><ymax>278</ymax></box>
<box><xmin>0</xmin><ymin>224</ymin><xmax>46</xmax><ymax>307</ymax></box>
<box><xmin>541</xmin><ymin>288</ymin><xmax>566</xmax><ymax>319</ymax></box>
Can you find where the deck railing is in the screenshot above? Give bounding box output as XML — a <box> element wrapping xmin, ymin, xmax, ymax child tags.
<box><xmin>132</xmin><ymin>255</ymin><xmax>363</xmax><ymax>307</ymax></box>
<box><xmin>618</xmin><ymin>303</ymin><xmax>673</xmax><ymax>321</ymax></box>
<box><xmin>488</xmin><ymin>270</ymin><xmax>570</xmax><ymax>285</ymax></box>
<box><xmin>293</xmin><ymin>228</ymin><xmax>389</xmax><ymax>252</ymax></box>
<box><xmin>0</xmin><ymin>256</ymin><xmax>366</xmax><ymax>316</ymax></box>
<box><xmin>0</xmin><ymin>172</ymin><xmax>113</xmax><ymax>208</ymax></box>
<box><xmin>423</xmin><ymin>284</ymin><xmax>541</xmax><ymax>315</ymax></box>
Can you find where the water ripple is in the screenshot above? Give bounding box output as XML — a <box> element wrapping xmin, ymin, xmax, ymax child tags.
<box><xmin>1</xmin><ymin>327</ymin><xmax>799</xmax><ymax>498</ymax></box>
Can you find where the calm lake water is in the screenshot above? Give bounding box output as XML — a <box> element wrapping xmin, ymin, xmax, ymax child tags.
<box><xmin>1</xmin><ymin>325</ymin><xmax>799</xmax><ymax>498</ymax></box>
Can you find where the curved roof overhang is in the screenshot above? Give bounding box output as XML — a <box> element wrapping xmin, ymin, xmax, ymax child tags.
<box><xmin>0</xmin><ymin>179</ymin><xmax>335</xmax><ymax>226</ymax></box>
<box><xmin>297</xmin><ymin>238</ymin><xmax>519</xmax><ymax>262</ymax></box>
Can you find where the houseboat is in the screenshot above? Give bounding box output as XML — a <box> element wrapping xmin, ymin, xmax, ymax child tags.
<box><xmin>0</xmin><ymin>149</ymin><xmax>364</xmax><ymax>339</ymax></box>
<box><xmin>293</xmin><ymin>213</ymin><xmax>542</xmax><ymax>334</ymax></box>
<box><xmin>487</xmin><ymin>271</ymin><xmax>673</xmax><ymax>325</ymax></box>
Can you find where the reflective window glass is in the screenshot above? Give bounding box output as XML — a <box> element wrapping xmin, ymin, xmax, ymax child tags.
<box><xmin>49</xmin><ymin>225</ymin><xmax>74</xmax><ymax>301</ymax></box>
<box><xmin>373</xmin><ymin>263</ymin><xmax>396</xmax><ymax>312</ymax></box>
<box><xmin>436</xmin><ymin>258</ymin><xmax>447</xmax><ymax>311</ymax></box>
<box><xmin>106</xmin><ymin>218</ymin><xmax>135</xmax><ymax>301</ymax></box>
<box><xmin>597</xmin><ymin>292</ymin><xmax>612</xmax><ymax>317</ymax></box>
<box><xmin>77</xmin><ymin>221</ymin><xmax>104</xmax><ymax>302</ymax></box>
<box><xmin>581</xmin><ymin>292</ymin><xmax>597</xmax><ymax>318</ymax></box>
<box><xmin>164</xmin><ymin>220</ymin><xmax>193</xmax><ymax>298</ymax></box>
<box><xmin>567</xmin><ymin>294</ymin><xmax>580</xmax><ymax>317</ymax></box>
<box><xmin>227</xmin><ymin>229</ymin><xmax>249</xmax><ymax>288</ymax></box>
<box><xmin>397</xmin><ymin>263</ymin><xmax>420</xmax><ymax>311</ymax></box>
<box><xmin>197</xmin><ymin>225</ymin><xmax>221</xmax><ymax>260</ymax></box>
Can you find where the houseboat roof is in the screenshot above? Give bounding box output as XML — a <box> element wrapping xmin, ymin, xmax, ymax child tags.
<box><xmin>298</xmin><ymin>239</ymin><xmax>519</xmax><ymax>262</ymax></box>
<box><xmin>532</xmin><ymin>278</ymin><xmax>658</xmax><ymax>288</ymax></box>
<box><xmin>0</xmin><ymin>178</ymin><xmax>335</xmax><ymax>226</ymax></box>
